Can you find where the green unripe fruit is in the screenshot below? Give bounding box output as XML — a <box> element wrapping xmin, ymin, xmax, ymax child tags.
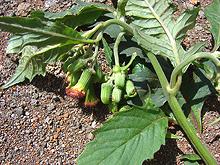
<box><xmin>125</xmin><ymin>80</ymin><xmax>137</xmax><ymax>97</ymax></box>
<box><xmin>112</xmin><ymin>87</ymin><xmax>122</xmax><ymax>103</ymax></box>
<box><xmin>114</xmin><ymin>72</ymin><xmax>126</xmax><ymax>89</ymax></box>
<box><xmin>101</xmin><ymin>82</ymin><xmax>113</xmax><ymax>104</ymax></box>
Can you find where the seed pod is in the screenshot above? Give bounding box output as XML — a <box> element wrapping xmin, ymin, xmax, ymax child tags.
<box><xmin>114</xmin><ymin>72</ymin><xmax>126</xmax><ymax>89</ymax></box>
<box><xmin>66</xmin><ymin>69</ymin><xmax>93</xmax><ymax>98</ymax></box>
<box><xmin>84</xmin><ymin>85</ymin><xmax>99</xmax><ymax>108</ymax></box>
<box><xmin>125</xmin><ymin>80</ymin><xmax>137</xmax><ymax>97</ymax></box>
<box><xmin>112</xmin><ymin>87</ymin><xmax>122</xmax><ymax>103</ymax></box>
<box><xmin>101</xmin><ymin>82</ymin><xmax>113</xmax><ymax>104</ymax></box>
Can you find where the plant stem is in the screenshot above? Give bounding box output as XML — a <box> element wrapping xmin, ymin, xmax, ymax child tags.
<box><xmin>83</xmin><ymin>19</ymin><xmax>133</xmax><ymax>39</ymax></box>
<box><xmin>168</xmin><ymin>96</ymin><xmax>217</xmax><ymax>165</ymax></box>
<box><xmin>121</xmin><ymin>52</ymin><xmax>137</xmax><ymax>71</ymax></box>
<box><xmin>170</xmin><ymin>52</ymin><xmax>220</xmax><ymax>88</ymax></box>
<box><xmin>147</xmin><ymin>52</ymin><xmax>217</xmax><ymax>165</ymax></box>
<box><xmin>117</xmin><ymin>0</ymin><xmax>128</xmax><ymax>18</ymax></box>
<box><xmin>113</xmin><ymin>32</ymin><xmax>125</xmax><ymax>66</ymax></box>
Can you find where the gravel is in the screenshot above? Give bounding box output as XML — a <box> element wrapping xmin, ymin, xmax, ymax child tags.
<box><xmin>0</xmin><ymin>0</ymin><xmax>219</xmax><ymax>164</ymax></box>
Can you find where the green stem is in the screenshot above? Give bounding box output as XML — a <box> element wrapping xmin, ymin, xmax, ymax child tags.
<box><xmin>121</xmin><ymin>52</ymin><xmax>137</xmax><ymax>71</ymax></box>
<box><xmin>117</xmin><ymin>0</ymin><xmax>128</xmax><ymax>18</ymax></box>
<box><xmin>170</xmin><ymin>52</ymin><xmax>220</xmax><ymax>88</ymax></box>
<box><xmin>83</xmin><ymin>19</ymin><xmax>133</xmax><ymax>39</ymax></box>
<box><xmin>147</xmin><ymin>52</ymin><xmax>217</xmax><ymax>165</ymax></box>
<box><xmin>113</xmin><ymin>32</ymin><xmax>125</xmax><ymax>66</ymax></box>
<box><xmin>168</xmin><ymin>96</ymin><xmax>217</xmax><ymax>165</ymax></box>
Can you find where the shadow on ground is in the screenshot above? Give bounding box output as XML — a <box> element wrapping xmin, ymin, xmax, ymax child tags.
<box><xmin>31</xmin><ymin>73</ymin><xmax>66</xmax><ymax>97</ymax></box>
<box><xmin>143</xmin><ymin>139</ymin><xmax>183</xmax><ymax>165</ymax></box>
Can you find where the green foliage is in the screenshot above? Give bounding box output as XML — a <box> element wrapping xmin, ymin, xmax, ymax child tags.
<box><xmin>181</xmin><ymin>154</ymin><xmax>201</xmax><ymax>165</ymax></box>
<box><xmin>2</xmin><ymin>44</ymin><xmax>72</xmax><ymax>88</ymax></box>
<box><xmin>126</xmin><ymin>0</ymin><xmax>199</xmax><ymax>65</ymax></box>
<box><xmin>205</xmin><ymin>0</ymin><xmax>220</xmax><ymax>51</ymax></box>
<box><xmin>0</xmin><ymin>0</ymin><xmax>219</xmax><ymax>164</ymax></box>
<box><xmin>78</xmin><ymin>101</ymin><xmax>168</xmax><ymax>165</ymax></box>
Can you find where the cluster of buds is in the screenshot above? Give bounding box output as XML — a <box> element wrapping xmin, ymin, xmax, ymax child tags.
<box><xmin>100</xmin><ymin>65</ymin><xmax>137</xmax><ymax>109</ymax></box>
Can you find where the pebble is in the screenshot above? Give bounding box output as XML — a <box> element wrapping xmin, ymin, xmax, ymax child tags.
<box><xmin>14</xmin><ymin>107</ymin><xmax>25</xmax><ymax>116</ymax></box>
<box><xmin>30</xmin><ymin>99</ymin><xmax>39</xmax><ymax>106</ymax></box>
<box><xmin>52</xmin><ymin>95</ymin><xmax>60</xmax><ymax>102</ymax></box>
<box><xmin>47</xmin><ymin>104</ymin><xmax>56</xmax><ymax>111</ymax></box>
<box><xmin>87</xmin><ymin>133</ymin><xmax>94</xmax><ymax>140</ymax></box>
<box><xmin>91</xmin><ymin>121</ymin><xmax>97</xmax><ymax>128</ymax></box>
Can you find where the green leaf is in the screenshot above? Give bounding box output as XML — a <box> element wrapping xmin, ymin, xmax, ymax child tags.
<box><xmin>205</xmin><ymin>0</ymin><xmax>220</xmax><ymax>51</ymax></box>
<box><xmin>180</xmin><ymin>68</ymin><xmax>215</xmax><ymax>132</ymax></box>
<box><xmin>181</xmin><ymin>154</ymin><xmax>201</xmax><ymax>165</ymax></box>
<box><xmin>129</xmin><ymin>63</ymin><xmax>158</xmax><ymax>84</ymax></box>
<box><xmin>2</xmin><ymin>44</ymin><xmax>72</xmax><ymax>88</ymax></box>
<box><xmin>102</xmin><ymin>38</ymin><xmax>113</xmax><ymax>67</ymax></box>
<box><xmin>78</xmin><ymin>101</ymin><xmax>168</xmax><ymax>165</ymax></box>
<box><xmin>0</xmin><ymin>17</ymin><xmax>88</xmax><ymax>53</ymax></box>
<box><xmin>126</xmin><ymin>0</ymin><xmax>198</xmax><ymax>66</ymax></box>
<box><xmin>183</xmin><ymin>161</ymin><xmax>200</xmax><ymax>165</ymax></box>
<box><xmin>181</xmin><ymin>154</ymin><xmax>201</xmax><ymax>161</ymax></box>
<box><xmin>151</xmin><ymin>88</ymin><xmax>167</xmax><ymax>107</ymax></box>
<box><xmin>119</xmin><ymin>37</ymin><xmax>149</xmax><ymax>62</ymax></box>
<box><xmin>31</xmin><ymin>0</ymin><xmax>113</xmax><ymax>28</ymax></box>
<box><xmin>181</xmin><ymin>42</ymin><xmax>205</xmax><ymax>63</ymax></box>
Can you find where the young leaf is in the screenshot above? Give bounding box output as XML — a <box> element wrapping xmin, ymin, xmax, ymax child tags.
<box><xmin>205</xmin><ymin>0</ymin><xmax>220</xmax><ymax>51</ymax></box>
<box><xmin>78</xmin><ymin>101</ymin><xmax>168</xmax><ymax>165</ymax></box>
<box><xmin>2</xmin><ymin>44</ymin><xmax>72</xmax><ymax>89</ymax></box>
<box><xmin>102</xmin><ymin>38</ymin><xmax>113</xmax><ymax>67</ymax></box>
<box><xmin>126</xmin><ymin>0</ymin><xmax>198</xmax><ymax>66</ymax></box>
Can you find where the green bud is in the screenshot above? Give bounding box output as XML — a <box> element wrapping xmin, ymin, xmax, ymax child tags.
<box><xmin>114</xmin><ymin>72</ymin><xmax>126</xmax><ymax>88</ymax></box>
<box><xmin>101</xmin><ymin>82</ymin><xmax>113</xmax><ymax>104</ymax></box>
<box><xmin>112</xmin><ymin>87</ymin><xmax>122</xmax><ymax>103</ymax></box>
<box><xmin>125</xmin><ymin>80</ymin><xmax>137</xmax><ymax>97</ymax></box>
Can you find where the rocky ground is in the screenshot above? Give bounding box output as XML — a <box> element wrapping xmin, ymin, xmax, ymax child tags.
<box><xmin>0</xmin><ymin>0</ymin><xmax>219</xmax><ymax>164</ymax></box>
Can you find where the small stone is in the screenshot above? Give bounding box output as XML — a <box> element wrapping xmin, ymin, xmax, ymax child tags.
<box><xmin>63</xmin><ymin>113</ymin><xmax>69</xmax><ymax>118</ymax></box>
<box><xmin>52</xmin><ymin>95</ymin><xmax>60</xmax><ymax>102</ymax></box>
<box><xmin>25</xmin><ymin>111</ymin><xmax>30</xmax><ymax>116</ymax></box>
<box><xmin>44</xmin><ymin>116</ymin><xmax>50</xmax><ymax>123</ymax></box>
<box><xmin>91</xmin><ymin>121</ymin><xmax>97</xmax><ymax>128</ymax></box>
<box><xmin>15</xmin><ymin>107</ymin><xmax>25</xmax><ymax>116</ymax></box>
<box><xmin>10</xmin><ymin>102</ymin><xmax>16</xmax><ymax>108</ymax></box>
<box><xmin>47</xmin><ymin>104</ymin><xmax>56</xmax><ymax>111</ymax></box>
<box><xmin>51</xmin><ymin>149</ymin><xmax>55</xmax><ymax>153</ymax></box>
<box><xmin>25</xmin><ymin>129</ymin><xmax>31</xmax><ymax>134</ymax></box>
<box><xmin>87</xmin><ymin>133</ymin><xmax>94</xmax><ymax>140</ymax></box>
<box><xmin>31</xmin><ymin>99</ymin><xmax>39</xmax><ymax>106</ymax></box>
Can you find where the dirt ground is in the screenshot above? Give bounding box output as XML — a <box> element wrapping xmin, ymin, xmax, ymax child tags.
<box><xmin>0</xmin><ymin>0</ymin><xmax>219</xmax><ymax>164</ymax></box>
